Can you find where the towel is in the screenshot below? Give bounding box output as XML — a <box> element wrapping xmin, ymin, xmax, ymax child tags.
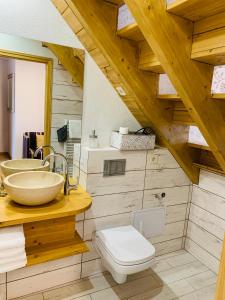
<box><xmin>0</xmin><ymin>247</ymin><xmax>25</xmax><ymax>259</ymax></box>
<box><xmin>0</xmin><ymin>252</ymin><xmax>26</xmax><ymax>265</ymax></box>
<box><xmin>0</xmin><ymin>259</ymin><xmax>27</xmax><ymax>273</ymax></box>
<box><xmin>0</xmin><ymin>225</ymin><xmax>27</xmax><ymax>273</ymax></box>
<box><xmin>0</xmin><ymin>225</ymin><xmax>25</xmax><ymax>250</ymax></box>
<box><xmin>68</xmin><ymin>120</ymin><xmax>81</xmax><ymax>139</ymax></box>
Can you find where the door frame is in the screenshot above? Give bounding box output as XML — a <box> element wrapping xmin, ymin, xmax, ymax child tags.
<box><xmin>0</xmin><ymin>48</ymin><xmax>53</xmax><ymax>147</ymax></box>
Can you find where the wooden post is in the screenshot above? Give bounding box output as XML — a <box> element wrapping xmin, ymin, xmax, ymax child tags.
<box><xmin>215</xmin><ymin>234</ymin><xmax>225</xmax><ymax>300</ymax></box>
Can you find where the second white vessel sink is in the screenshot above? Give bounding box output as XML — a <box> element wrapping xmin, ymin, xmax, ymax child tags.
<box><xmin>0</xmin><ymin>159</ymin><xmax>50</xmax><ymax>177</ymax></box>
<box><xmin>4</xmin><ymin>171</ymin><xmax>64</xmax><ymax>206</ymax></box>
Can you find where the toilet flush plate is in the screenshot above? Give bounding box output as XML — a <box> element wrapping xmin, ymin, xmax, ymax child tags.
<box><xmin>132</xmin><ymin>207</ymin><xmax>165</xmax><ymax>238</ymax></box>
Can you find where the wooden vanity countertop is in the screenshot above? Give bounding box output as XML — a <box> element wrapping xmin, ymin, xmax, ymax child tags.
<box><xmin>0</xmin><ymin>186</ymin><xmax>92</xmax><ymax>228</ymax></box>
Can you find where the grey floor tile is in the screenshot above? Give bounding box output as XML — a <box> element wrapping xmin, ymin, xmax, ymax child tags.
<box><xmin>186</xmin><ymin>271</ymin><xmax>217</xmax><ymax>290</ymax></box>
<box><xmin>43</xmin><ymin>273</ymin><xmax>116</xmax><ymax>300</ymax></box>
<box><xmin>173</xmin><ymin>284</ymin><xmax>216</xmax><ymax>300</ymax></box>
<box><xmin>154</xmin><ymin>261</ymin><xmax>208</xmax><ymax>284</ymax></box>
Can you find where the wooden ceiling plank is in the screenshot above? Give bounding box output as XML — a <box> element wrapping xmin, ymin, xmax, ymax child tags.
<box><xmin>193</xmin><ymin>163</ymin><xmax>225</xmax><ymax>176</ymax></box>
<box><xmin>212</xmin><ymin>94</ymin><xmax>225</xmax><ymax>100</ymax></box>
<box><xmin>188</xmin><ymin>142</ymin><xmax>211</xmax><ymax>151</ymax></box>
<box><xmin>167</xmin><ymin>0</ymin><xmax>225</xmax><ymax>21</ymax></box>
<box><xmin>138</xmin><ymin>40</ymin><xmax>163</xmax><ymax>73</ymax></box>
<box><xmin>54</xmin><ymin>0</ymin><xmax>200</xmax><ymax>183</ymax></box>
<box><xmin>62</xmin><ymin>7</ymin><xmax>83</xmax><ymax>34</ymax></box>
<box><xmin>51</xmin><ymin>0</ymin><xmax>67</xmax><ymax>13</ymax></box>
<box><xmin>194</xmin><ymin>11</ymin><xmax>225</xmax><ymax>35</ymax></box>
<box><xmin>192</xmin><ymin>27</ymin><xmax>225</xmax><ymax>65</ymax></box>
<box><xmin>157</xmin><ymin>94</ymin><xmax>181</xmax><ymax>101</ymax></box>
<box><xmin>124</xmin><ymin>0</ymin><xmax>225</xmax><ymax>174</ymax></box>
<box><xmin>117</xmin><ymin>23</ymin><xmax>144</xmax><ymax>42</ymax></box>
<box><xmin>158</xmin><ymin>94</ymin><xmax>225</xmax><ymax>101</ymax></box>
<box><xmin>104</xmin><ymin>0</ymin><xmax>124</xmax><ymax>5</ymax></box>
<box><xmin>45</xmin><ymin>43</ymin><xmax>84</xmax><ymax>88</ymax></box>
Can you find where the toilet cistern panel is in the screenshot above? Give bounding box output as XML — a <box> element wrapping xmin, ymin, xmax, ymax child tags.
<box><xmin>133</xmin><ymin>207</ymin><xmax>165</xmax><ymax>238</ymax></box>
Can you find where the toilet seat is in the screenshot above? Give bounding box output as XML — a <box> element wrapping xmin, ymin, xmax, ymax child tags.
<box><xmin>95</xmin><ymin>225</ymin><xmax>155</xmax><ymax>266</ymax></box>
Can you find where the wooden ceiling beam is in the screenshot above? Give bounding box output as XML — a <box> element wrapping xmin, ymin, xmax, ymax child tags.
<box><xmin>44</xmin><ymin>43</ymin><xmax>84</xmax><ymax>88</ymax></box>
<box><xmin>124</xmin><ymin>0</ymin><xmax>225</xmax><ymax>175</ymax></box>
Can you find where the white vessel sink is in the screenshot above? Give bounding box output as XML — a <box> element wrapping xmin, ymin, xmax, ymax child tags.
<box><xmin>4</xmin><ymin>171</ymin><xmax>64</xmax><ymax>206</ymax></box>
<box><xmin>0</xmin><ymin>159</ymin><xmax>50</xmax><ymax>177</ymax></box>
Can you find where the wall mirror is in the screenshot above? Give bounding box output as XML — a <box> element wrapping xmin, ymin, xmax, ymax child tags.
<box><xmin>0</xmin><ymin>33</ymin><xmax>84</xmax><ymax>178</ymax></box>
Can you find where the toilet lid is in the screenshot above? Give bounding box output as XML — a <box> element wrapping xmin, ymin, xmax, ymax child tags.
<box><xmin>96</xmin><ymin>225</ymin><xmax>155</xmax><ymax>266</ymax></box>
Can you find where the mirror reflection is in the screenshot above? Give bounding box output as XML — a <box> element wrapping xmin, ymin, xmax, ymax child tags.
<box><xmin>0</xmin><ymin>57</ymin><xmax>46</xmax><ymax>161</ymax></box>
<box><xmin>0</xmin><ymin>33</ymin><xmax>84</xmax><ymax>181</ymax></box>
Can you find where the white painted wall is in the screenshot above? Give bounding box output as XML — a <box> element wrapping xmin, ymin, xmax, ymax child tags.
<box><xmin>0</xmin><ymin>59</ymin><xmax>9</xmax><ymax>152</ymax></box>
<box><xmin>0</xmin><ymin>33</ymin><xmax>63</xmax><ymax>60</ymax></box>
<box><xmin>82</xmin><ymin>55</ymin><xmax>140</xmax><ymax>147</ymax></box>
<box><xmin>0</xmin><ymin>0</ymin><xmax>82</xmax><ymax>49</ymax></box>
<box><xmin>11</xmin><ymin>60</ymin><xmax>45</xmax><ymax>158</ymax></box>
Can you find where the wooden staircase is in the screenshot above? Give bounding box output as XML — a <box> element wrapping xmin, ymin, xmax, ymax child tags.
<box><xmin>43</xmin><ymin>43</ymin><xmax>84</xmax><ymax>88</ymax></box>
<box><xmin>51</xmin><ymin>0</ymin><xmax>225</xmax><ymax>182</ymax></box>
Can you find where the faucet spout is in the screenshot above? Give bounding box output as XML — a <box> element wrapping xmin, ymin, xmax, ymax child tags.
<box><xmin>35</xmin><ymin>145</ymin><xmax>56</xmax><ymax>172</ymax></box>
<box><xmin>43</xmin><ymin>152</ymin><xmax>77</xmax><ymax>195</ymax></box>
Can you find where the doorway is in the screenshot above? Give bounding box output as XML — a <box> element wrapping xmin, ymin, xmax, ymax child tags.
<box><xmin>0</xmin><ymin>50</ymin><xmax>52</xmax><ymax>162</ymax></box>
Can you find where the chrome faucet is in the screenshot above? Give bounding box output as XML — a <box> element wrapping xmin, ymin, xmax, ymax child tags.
<box><xmin>34</xmin><ymin>145</ymin><xmax>56</xmax><ymax>172</ymax></box>
<box><xmin>42</xmin><ymin>152</ymin><xmax>78</xmax><ymax>195</ymax></box>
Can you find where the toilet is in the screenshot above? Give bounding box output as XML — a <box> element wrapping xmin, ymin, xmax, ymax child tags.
<box><xmin>95</xmin><ymin>207</ymin><xmax>165</xmax><ymax>284</ymax></box>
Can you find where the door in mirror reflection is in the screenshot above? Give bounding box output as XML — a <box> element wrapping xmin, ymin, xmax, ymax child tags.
<box><xmin>0</xmin><ymin>57</ymin><xmax>46</xmax><ymax>160</ymax></box>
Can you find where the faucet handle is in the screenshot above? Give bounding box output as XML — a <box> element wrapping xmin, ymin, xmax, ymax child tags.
<box><xmin>66</xmin><ymin>176</ymin><xmax>78</xmax><ymax>195</ymax></box>
<box><xmin>67</xmin><ymin>183</ymin><xmax>78</xmax><ymax>194</ymax></box>
<box><xmin>0</xmin><ymin>176</ymin><xmax>7</xmax><ymax>197</ymax></box>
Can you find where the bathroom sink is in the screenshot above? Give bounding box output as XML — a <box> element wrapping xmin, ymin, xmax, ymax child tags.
<box><xmin>4</xmin><ymin>171</ymin><xmax>64</xmax><ymax>206</ymax></box>
<box><xmin>0</xmin><ymin>159</ymin><xmax>50</xmax><ymax>177</ymax></box>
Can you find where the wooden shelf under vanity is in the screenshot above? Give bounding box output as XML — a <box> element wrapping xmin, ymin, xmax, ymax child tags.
<box><xmin>0</xmin><ymin>186</ymin><xmax>92</xmax><ymax>266</ymax></box>
<box><xmin>26</xmin><ymin>229</ymin><xmax>88</xmax><ymax>266</ymax></box>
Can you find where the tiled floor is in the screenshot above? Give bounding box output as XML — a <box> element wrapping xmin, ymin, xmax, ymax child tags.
<box><xmin>12</xmin><ymin>250</ymin><xmax>217</xmax><ymax>300</ymax></box>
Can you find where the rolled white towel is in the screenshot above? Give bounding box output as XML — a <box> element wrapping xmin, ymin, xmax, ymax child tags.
<box><xmin>0</xmin><ymin>225</ymin><xmax>25</xmax><ymax>250</ymax></box>
<box><xmin>0</xmin><ymin>247</ymin><xmax>25</xmax><ymax>259</ymax></box>
<box><xmin>0</xmin><ymin>258</ymin><xmax>27</xmax><ymax>273</ymax></box>
<box><xmin>0</xmin><ymin>252</ymin><xmax>26</xmax><ymax>265</ymax></box>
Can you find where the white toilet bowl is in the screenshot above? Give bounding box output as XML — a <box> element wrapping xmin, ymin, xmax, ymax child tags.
<box><xmin>95</xmin><ymin>225</ymin><xmax>155</xmax><ymax>284</ymax></box>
